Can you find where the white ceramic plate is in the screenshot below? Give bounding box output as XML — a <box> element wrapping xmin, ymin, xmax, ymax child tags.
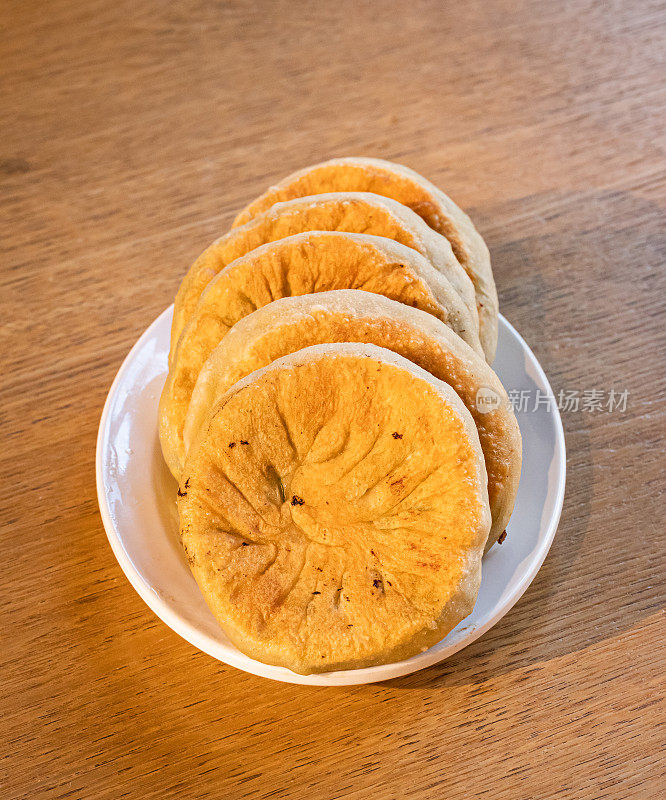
<box><xmin>96</xmin><ymin>307</ymin><xmax>565</xmax><ymax>686</ymax></box>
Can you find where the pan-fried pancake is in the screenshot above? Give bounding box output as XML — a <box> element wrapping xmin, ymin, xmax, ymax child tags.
<box><xmin>159</xmin><ymin>231</ymin><xmax>483</xmax><ymax>478</ymax></box>
<box><xmin>233</xmin><ymin>157</ymin><xmax>498</xmax><ymax>361</ymax></box>
<box><xmin>170</xmin><ymin>192</ymin><xmax>477</xmax><ymax>364</ymax></box>
<box><xmin>178</xmin><ymin>343</ymin><xmax>491</xmax><ymax>673</ymax></box>
<box><xmin>185</xmin><ymin>291</ymin><xmax>521</xmax><ymax>550</ymax></box>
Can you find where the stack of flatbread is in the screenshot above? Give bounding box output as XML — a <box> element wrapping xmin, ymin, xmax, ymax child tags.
<box><xmin>159</xmin><ymin>157</ymin><xmax>522</xmax><ymax>674</ymax></box>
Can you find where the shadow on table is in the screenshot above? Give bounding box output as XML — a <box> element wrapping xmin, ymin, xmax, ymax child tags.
<box><xmin>383</xmin><ymin>186</ymin><xmax>666</xmax><ymax>690</ymax></box>
<box><xmin>380</xmin><ymin>430</ymin><xmax>590</xmax><ymax>690</ymax></box>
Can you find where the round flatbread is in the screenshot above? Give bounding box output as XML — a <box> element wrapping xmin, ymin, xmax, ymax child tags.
<box><xmin>186</xmin><ymin>291</ymin><xmax>521</xmax><ymax>550</ymax></box>
<box><xmin>159</xmin><ymin>231</ymin><xmax>483</xmax><ymax>479</ymax></box>
<box><xmin>170</xmin><ymin>192</ymin><xmax>477</xmax><ymax>365</ymax></box>
<box><xmin>179</xmin><ymin>343</ymin><xmax>491</xmax><ymax>673</ymax></box>
<box><xmin>233</xmin><ymin>157</ymin><xmax>498</xmax><ymax>361</ymax></box>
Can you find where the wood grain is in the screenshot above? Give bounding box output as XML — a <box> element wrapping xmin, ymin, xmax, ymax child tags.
<box><xmin>1</xmin><ymin>1</ymin><xmax>664</xmax><ymax>797</ymax></box>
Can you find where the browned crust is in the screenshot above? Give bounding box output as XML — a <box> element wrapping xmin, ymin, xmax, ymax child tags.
<box><xmin>233</xmin><ymin>157</ymin><xmax>498</xmax><ymax>360</ymax></box>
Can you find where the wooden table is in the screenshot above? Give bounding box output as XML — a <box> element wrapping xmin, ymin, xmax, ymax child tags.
<box><xmin>2</xmin><ymin>1</ymin><xmax>664</xmax><ymax>797</ymax></box>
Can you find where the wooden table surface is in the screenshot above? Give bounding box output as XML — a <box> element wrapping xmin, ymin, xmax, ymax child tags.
<box><xmin>2</xmin><ymin>1</ymin><xmax>664</xmax><ymax>797</ymax></box>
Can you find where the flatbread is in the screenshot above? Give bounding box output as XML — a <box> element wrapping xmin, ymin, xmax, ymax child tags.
<box><xmin>159</xmin><ymin>231</ymin><xmax>483</xmax><ymax>478</ymax></box>
<box><xmin>185</xmin><ymin>291</ymin><xmax>521</xmax><ymax>550</ymax></box>
<box><xmin>178</xmin><ymin>343</ymin><xmax>491</xmax><ymax>673</ymax></box>
<box><xmin>233</xmin><ymin>157</ymin><xmax>498</xmax><ymax>361</ymax></box>
<box><xmin>170</xmin><ymin>191</ymin><xmax>477</xmax><ymax>365</ymax></box>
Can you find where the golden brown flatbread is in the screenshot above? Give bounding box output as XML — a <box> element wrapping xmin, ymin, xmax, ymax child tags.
<box><xmin>186</xmin><ymin>291</ymin><xmax>521</xmax><ymax>550</ymax></box>
<box><xmin>170</xmin><ymin>192</ymin><xmax>477</xmax><ymax>365</ymax></box>
<box><xmin>233</xmin><ymin>157</ymin><xmax>498</xmax><ymax>360</ymax></box>
<box><xmin>179</xmin><ymin>343</ymin><xmax>491</xmax><ymax>673</ymax></box>
<box><xmin>159</xmin><ymin>231</ymin><xmax>483</xmax><ymax>478</ymax></box>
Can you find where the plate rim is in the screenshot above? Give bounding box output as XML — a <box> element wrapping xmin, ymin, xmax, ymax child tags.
<box><xmin>96</xmin><ymin>305</ymin><xmax>566</xmax><ymax>686</ymax></box>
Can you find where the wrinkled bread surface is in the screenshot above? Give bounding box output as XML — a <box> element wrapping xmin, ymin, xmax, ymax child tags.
<box><xmin>179</xmin><ymin>343</ymin><xmax>490</xmax><ymax>673</ymax></box>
